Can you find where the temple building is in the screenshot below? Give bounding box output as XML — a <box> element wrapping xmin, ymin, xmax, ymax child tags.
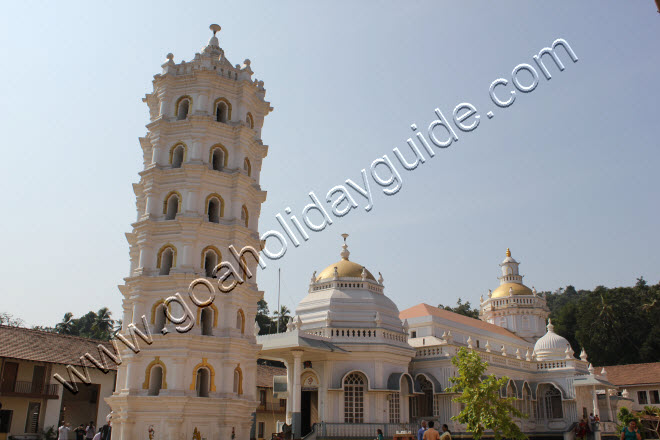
<box><xmin>259</xmin><ymin>242</ymin><xmax>627</xmax><ymax>440</ymax></box>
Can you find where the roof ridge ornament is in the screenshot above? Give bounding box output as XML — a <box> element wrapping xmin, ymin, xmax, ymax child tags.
<box><xmin>340</xmin><ymin>233</ymin><xmax>350</xmax><ymax>260</ymax></box>
<box><xmin>506</xmin><ymin>248</ymin><xmax>511</xmax><ymax>257</ymax></box>
<box><xmin>547</xmin><ymin>319</ymin><xmax>555</xmax><ymax>333</ymax></box>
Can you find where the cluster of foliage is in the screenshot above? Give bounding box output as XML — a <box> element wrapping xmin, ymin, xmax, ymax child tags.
<box><xmin>256</xmin><ymin>299</ymin><xmax>293</xmax><ymax>335</ymax></box>
<box><xmin>438</xmin><ymin>298</ymin><xmax>480</xmax><ymax>319</ymax></box>
<box><xmin>54</xmin><ymin>308</ymin><xmax>120</xmax><ymax>341</ymax></box>
<box><xmin>544</xmin><ymin>277</ymin><xmax>660</xmax><ymax>366</ymax></box>
<box><xmin>0</xmin><ymin>312</ymin><xmax>25</xmax><ymax>327</ymax></box>
<box><xmin>448</xmin><ymin>347</ymin><xmax>527</xmax><ymax>440</ymax></box>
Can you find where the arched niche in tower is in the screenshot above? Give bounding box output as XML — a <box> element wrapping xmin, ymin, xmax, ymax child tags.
<box><xmin>209</xmin><ymin>144</ymin><xmax>228</xmax><ymax>171</ymax></box>
<box><xmin>233</xmin><ymin>365</ymin><xmax>243</xmax><ymax>395</ymax></box>
<box><xmin>195</xmin><ymin>303</ymin><xmax>219</xmax><ymax>331</ymax></box>
<box><xmin>243</xmin><ymin>157</ymin><xmax>251</xmax><ymax>177</ymax></box>
<box><xmin>175</xmin><ymin>96</ymin><xmax>192</xmax><ymax>120</ymax></box>
<box><xmin>190</xmin><ymin>358</ymin><xmax>216</xmax><ymax>397</ymax></box>
<box><xmin>245</xmin><ymin>112</ymin><xmax>254</xmax><ymax>129</ymax></box>
<box><xmin>204</xmin><ymin>193</ymin><xmax>225</xmax><ymax>223</ymax></box>
<box><xmin>170</xmin><ymin>143</ymin><xmax>187</xmax><ymax>168</ymax></box>
<box><xmin>163</xmin><ymin>191</ymin><xmax>182</xmax><ymax>220</ymax></box>
<box><xmin>157</xmin><ymin>244</ymin><xmax>177</xmax><ymax>276</ymax></box>
<box><xmin>240</xmin><ymin>205</ymin><xmax>249</xmax><ymax>228</ymax></box>
<box><xmin>236</xmin><ymin>309</ymin><xmax>245</xmax><ymax>334</ymax></box>
<box><xmin>143</xmin><ymin>357</ymin><xmax>167</xmax><ymax>396</ymax></box>
<box><xmin>201</xmin><ymin>245</ymin><xmax>221</xmax><ymax>277</ymax></box>
<box><xmin>214</xmin><ymin>97</ymin><xmax>232</xmax><ymax>123</ymax></box>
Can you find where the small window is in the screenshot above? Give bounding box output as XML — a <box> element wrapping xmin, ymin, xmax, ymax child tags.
<box><xmin>204</xmin><ymin>250</ymin><xmax>218</xmax><ymax>277</ymax></box>
<box><xmin>201</xmin><ymin>308</ymin><xmax>213</xmax><ymax>336</ymax></box>
<box><xmin>216</xmin><ymin>102</ymin><xmax>228</xmax><ymax>123</ymax></box>
<box><xmin>280</xmin><ymin>398</ymin><xmax>286</xmax><ymax>408</ymax></box>
<box><xmin>171</xmin><ymin>144</ymin><xmax>185</xmax><ymax>168</ymax></box>
<box><xmin>246</xmin><ymin>112</ymin><xmax>254</xmax><ymax>129</ymax></box>
<box><xmin>241</xmin><ymin>205</ymin><xmax>249</xmax><ymax>228</ymax></box>
<box><xmin>148</xmin><ymin>365</ymin><xmax>163</xmax><ymax>396</ymax></box>
<box><xmin>259</xmin><ymin>389</ymin><xmax>267</xmax><ymax>406</ymax></box>
<box><xmin>165</xmin><ymin>194</ymin><xmax>179</xmax><ymax>220</ymax></box>
<box><xmin>243</xmin><ymin>158</ymin><xmax>252</xmax><ymax>176</ymax></box>
<box><xmin>638</xmin><ymin>391</ymin><xmax>649</xmax><ymax>404</ymax></box>
<box><xmin>411</xmin><ymin>331</ymin><xmax>417</xmax><ymax>338</ymax></box>
<box><xmin>196</xmin><ymin>368</ymin><xmax>210</xmax><ymax>397</ymax></box>
<box><xmin>258</xmin><ymin>422</ymin><xmax>265</xmax><ymax>439</ymax></box>
<box><xmin>154</xmin><ymin>303</ymin><xmax>166</xmax><ymax>333</ymax></box>
<box><xmin>207</xmin><ymin>198</ymin><xmax>220</xmax><ymax>223</ymax></box>
<box><xmin>176</xmin><ymin>97</ymin><xmax>190</xmax><ymax>120</ymax></box>
<box><xmin>650</xmin><ymin>390</ymin><xmax>660</xmax><ymax>404</ymax></box>
<box><xmin>158</xmin><ymin>247</ymin><xmax>175</xmax><ymax>276</ymax></box>
<box><xmin>211</xmin><ymin>147</ymin><xmax>225</xmax><ymax>171</ymax></box>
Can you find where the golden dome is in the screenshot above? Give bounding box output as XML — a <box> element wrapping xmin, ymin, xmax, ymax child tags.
<box><xmin>491</xmin><ymin>282</ymin><xmax>533</xmax><ymax>298</ymax></box>
<box><xmin>316</xmin><ymin>258</ymin><xmax>376</xmax><ymax>282</ymax></box>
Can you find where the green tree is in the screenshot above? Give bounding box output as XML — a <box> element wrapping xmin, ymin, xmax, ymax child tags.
<box><xmin>438</xmin><ymin>298</ymin><xmax>479</xmax><ymax>319</ymax></box>
<box><xmin>0</xmin><ymin>312</ymin><xmax>24</xmax><ymax>327</ymax></box>
<box><xmin>273</xmin><ymin>305</ymin><xmax>292</xmax><ymax>333</ymax></box>
<box><xmin>448</xmin><ymin>347</ymin><xmax>526</xmax><ymax>440</ymax></box>
<box><xmin>256</xmin><ymin>299</ymin><xmax>273</xmax><ymax>335</ymax></box>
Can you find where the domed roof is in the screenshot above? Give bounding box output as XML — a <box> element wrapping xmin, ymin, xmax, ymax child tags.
<box><xmin>316</xmin><ymin>258</ymin><xmax>376</xmax><ymax>282</ymax></box>
<box><xmin>315</xmin><ymin>234</ymin><xmax>376</xmax><ymax>282</ymax></box>
<box><xmin>491</xmin><ymin>282</ymin><xmax>533</xmax><ymax>298</ymax></box>
<box><xmin>534</xmin><ymin>320</ymin><xmax>571</xmax><ymax>361</ymax></box>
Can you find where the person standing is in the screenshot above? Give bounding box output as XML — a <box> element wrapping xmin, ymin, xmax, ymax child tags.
<box><xmin>376</xmin><ymin>428</ymin><xmax>384</xmax><ymax>440</ymax></box>
<box><xmin>620</xmin><ymin>420</ymin><xmax>642</xmax><ymax>440</ymax></box>
<box><xmin>74</xmin><ymin>424</ymin><xmax>86</xmax><ymax>440</ymax></box>
<box><xmin>440</xmin><ymin>424</ymin><xmax>452</xmax><ymax>440</ymax></box>
<box><xmin>423</xmin><ymin>421</ymin><xmax>441</xmax><ymax>440</ymax></box>
<box><xmin>85</xmin><ymin>421</ymin><xmax>96</xmax><ymax>440</ymax></box>
<box><xmin>417</xmin><ymin>420</ymin><xmax>428</xmax><ymax>440</ymax></box>
<box><xmin>99</xmin><ymin>420</ymin><xmax>111</xmax><ymax>440</ymax></box>
<box><xmin>58</xmin><ymin>422</ymin><xmax>71</xmax><ymax>440</ymax></box>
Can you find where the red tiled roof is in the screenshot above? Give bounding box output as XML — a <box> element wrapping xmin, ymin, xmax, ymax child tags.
<box><xmin>0</xmin><ymin>325</ymin><xmax>117</xmax><ymax>369</ymax></box>
<box><xmin>257</xmin><ymin>364</ymin><xmax>287</xmax><ymax>388</ymax></box>
<box><xmin>399</xmin><ymin>303</ymin><xmax>526</xmax><ymax>342</ymax></box>
<box><xmin>601</xmin><ymin>362</ymin><xmax>660</xmax><ymax>386</ymax></box>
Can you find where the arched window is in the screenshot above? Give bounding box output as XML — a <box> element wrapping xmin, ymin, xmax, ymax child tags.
<box><xmin>176</xmin><ymin>96</ymin><xmax>191</xmax><ymax>120</ymax></box>
<box><xmin>537</xmin><ymin>384</ymin><xmax>563</xmax><ymax>420</ymax></box>
<box><xmin>214</xmin><ymin>98</ymin><xmax>232</xmax><ymax>123</ymax></box>
<box><xmin>164</xmin><ymin>192</ymin><xmax>180</xmax><ymax>220</ymax></box>
<box><xmin>148</xmin><ymin>365</ymin><xmax>163</xmax><ymax>396</ymax></box>
<box><xmin>196</xmin><ymin>368</ymin><xmax>210</xmax><ymax>397</ymax></box>
<box><xmin>523</xmin><ymin>382</ymin><xmax>534</xmax><ymax>418</ymax></box>
<box><xmin>414</xmin><ymin>375</ymin><xmax>434</xmax><ymax>417</ymax></box>
<box><xmin>233</xmin><ymin>365</ymin><xmax>243</xmax><ymax>395</ymax></box>
<box><xmin>245</xmin><ymin>112</ymin><xmax>254</xmax><ymax>129</ymax></box>
<box><xmin>205</xmin><ymin>194</ymin><xmax>224</xmax><ymax>223</ymax></box>
<box><xmin>236</xmin><ymin>309</ymin><xmax>245</xmax><ymax>334</ymax></box>
<box><xmin>201</xmin><ymin>308</ymin><xmax>213</xmax><ymax>336</ymax></box>
<box><xmin>210</xmin><ymin>145</ymin><xmax>228</xmax><ymax>171</ymax></box>
<box><xmin>343</xmin><ymin>373</ymin><xmax>365</xmax><ymax>423</ymax></box>
<box><xmin>202</xmin><ymin>246</ymin><xmax>219</xmax><ymax>278</ymax></box>
<box><xmin>154</xmin><ymin>303</ymin><xmax>166</xmax><ymax>333</ymax></box>
<box><xmin>157</xmin><ymin>245</ymin><xmax>176</xmax><ymax>276</ymax></box>
<box><xmin>170</xmin><ymin>144</ymin><xmax>186</xmax><ymax>168</ymax></box>
<box><xmin>241</xmin><ymin>205</ymin><xmax>249</xmax><ymax>228</ymax></box>
<box><xmin>243</xmin><ymin>158</ymin><xmax>251</xmax><ymax>176</ymax></box>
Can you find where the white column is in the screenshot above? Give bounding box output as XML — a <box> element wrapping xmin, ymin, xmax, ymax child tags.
<box><xmin>292</xmin><ymin>350</ymin><xmax>303</xmax><ymax>439</ymax></box>
<box><xmin>606</xmin><ymin>390</ymin><xmax>613</xmax><ymax>422</ymax></box>
<box><xmin>592</xmin><ymin>386</ymin><xmax>602</xmax><ymax>440</ymax></box>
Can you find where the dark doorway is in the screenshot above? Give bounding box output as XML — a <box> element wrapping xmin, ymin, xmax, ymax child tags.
<box><xmin>0</xmin><ymin>362</ymin><xmax>18</xmax><ymax>392</ymax></box>
<box><xmin>301</xmin><ymin>390</ymin><xmax>318</xmax><ymax>437</ymax></box>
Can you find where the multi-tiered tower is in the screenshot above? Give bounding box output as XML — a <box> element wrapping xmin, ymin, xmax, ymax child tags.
<box><xmin>479</xmin><ymin>249</ymin><xmax>549</xmax><ymax>342</ymax></box>
<box><xmin>107</xmin><ymin>25</ymin><xmax>272</xmax><ymax>440</ymax></box>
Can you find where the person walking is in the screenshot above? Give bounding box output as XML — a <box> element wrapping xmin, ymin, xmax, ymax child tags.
<box><xmin>58</xmin><ymin>422</ymin><xmax>71</xmax><ymax>440</ymax></box>
<box><xmin>440</xmin><ymin>424</ymin><xmax>452</xmax><ymax>440</ymax></box>
<box><xmin>85</xmin><ymin>421</ymin><xmax>96</xmax><ymax>439</ymax></box>
<box><xmin>423</xmin><ymin>421</ymin><xmax>441</xmax><ymax>440</ymax></box>
<box><xmin>417</xmin><ymin>420</ymin><xmax>428</xmax><ymax>440</ymax></box>
<box><xmin>620</xmin><ymin>420</ymin><xmax>642</xmax><ymax>440</ymax></box>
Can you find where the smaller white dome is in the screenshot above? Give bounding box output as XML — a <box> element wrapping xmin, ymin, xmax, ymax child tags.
<box><xmin>534</xmin><ymin>320</ymin><xmax>571</xmax><ymax>361</ymax></box>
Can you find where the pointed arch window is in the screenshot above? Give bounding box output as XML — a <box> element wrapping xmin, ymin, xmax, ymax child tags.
<box><xmin>243</xmin><ymin>158</ymin><xmax>252</xmax><ymax>177</ymax></box>
<box><xmin>157</xmin><ymin>245</ymin><xmax>177</xmax><ymax>276</ymax></box>
<box><xmin>236</xmin><ymin>309</ymin><xmax>245</xmax><ymax>334</ymax></box>
<box><xmin>175</xmin><ymin>96</ymin><xmax>192</xmax><ymax>120</ymax></box>
<box><xmin>241</xmin><ymin>205</ymin><xmax>249</xmax><ymax>228</ymax></box>
<box><xmin>163</xmin><ymin>191</ymin><xmax>181</xmax><ymax>220</ymax></box>
<box><xmin>245</xmin><ymin>112</ymin><xmax>254</xmax><ymax>129</ymax></box>
<box><xmin>214</xmin><ymin>98</ymin><xmax>232</xmax><ymax>123</ymax></box>
<box><xmin>343</xmin><ymin>373</ymin><xmax>365</xmax><ymax>423</ymax></box>
<box><xmin>210</xmin><ymin>145</ymin><xmax>228</xmax><ymax>171</ymax></box>
<box><xmin>170</xmin><ymin>143</ymin><xmax>186</xmax><ymax>168</ymax></box>
<box><xmin>205</xmin><ymin>194</ymin><xmax>224</xmax><ymax>223</ymax></box>
<box><xmin>233</xmin><ymin>365</ymin><xmax>243</xmax><ymax>395</ymax></box>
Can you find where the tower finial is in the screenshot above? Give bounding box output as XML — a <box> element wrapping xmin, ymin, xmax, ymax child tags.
<box><xmin>506</xmin><ymin>248</ymin><xmax>511</xmax><ymax>257</ymax></box>
<box><xmin>210</xmin><ymin>24</ymin><xmax>221</xmax><ymax>36</ymax></box>
<box><xmin>340</xmin><ymin>234</ymin><xmax>350</xmax><ymax>260</ymax></box>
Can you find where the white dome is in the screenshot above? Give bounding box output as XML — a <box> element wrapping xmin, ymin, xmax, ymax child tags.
<box><xmin>534</xmin><ymin>320</ymin><xmax>571</xmax><ymax>361</ymax></box>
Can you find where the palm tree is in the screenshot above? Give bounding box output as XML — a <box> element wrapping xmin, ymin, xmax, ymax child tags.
<box><xmin>55</xmin><ymin>312</ymin><xmax>77</xmax><ymax>335</ymax></box>
<box><xmin>273</xmin><ymin>305</ymin><xmax>291</xmax><ymax>333</ymax></box>
<box><xmin>92</xmin><ymin>308</ymin><xmax>115</xmax><ymax>340</ymax></box>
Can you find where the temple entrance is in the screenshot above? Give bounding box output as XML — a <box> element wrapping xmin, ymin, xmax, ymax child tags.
<box><xmin>410</xmin><ymin>375</ymin><xmax>434</xmax><ymax>418</ymax></box>
<box><xmin>301</xmin><ymin>390</ymin><xmax>318</xmax><ymax>436</ymax></box>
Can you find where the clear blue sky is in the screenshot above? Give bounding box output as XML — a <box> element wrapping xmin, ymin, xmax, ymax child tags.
<box><xmin>1</xmin><ymin>1</ymin><xmax>658</xmax><ymax>327</ymax></box>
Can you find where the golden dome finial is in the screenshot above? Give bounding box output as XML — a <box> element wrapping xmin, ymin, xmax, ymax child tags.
<box><xmin>506</xmin><ymin>248</ymin><xmax>511</xmax><ymax>257</ymax></box>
